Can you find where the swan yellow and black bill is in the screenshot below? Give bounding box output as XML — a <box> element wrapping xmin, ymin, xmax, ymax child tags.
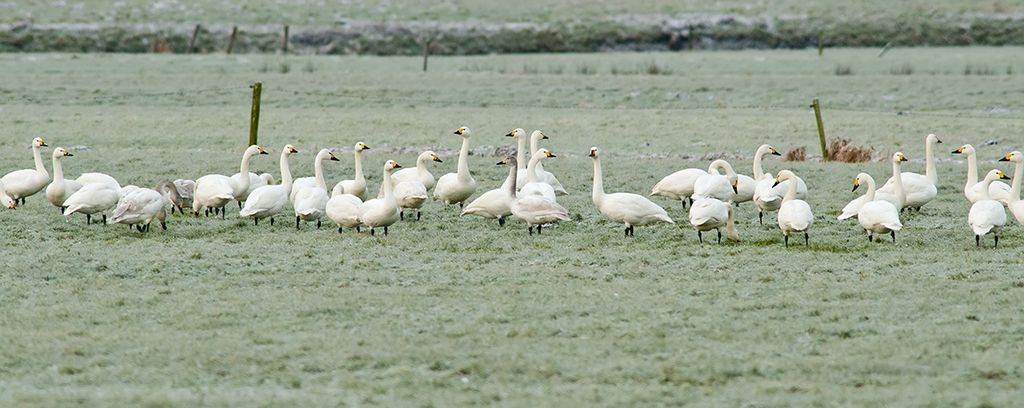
<box><xmin>496</xmin><ymin>158</ymin><xmax>509</xmax><ymax>165</ymax></box>
<box><xmin>505</xmin><ymin>130</ymin><xmax>516</xmax><ymax>137</ymax></box>
<box><xmin>998</xmin><ymin>171</ymin><xmax>1011</xmax><ymax>180</ymax></box>
<box><xmin>772</xmin><ymin>176</ymin><xmax>781</xmax><ymax>188</ymax></box>
<box><xmin>953</xmin><ymin>146</ymin><xmax>966</xmax><ymax>154</ymax></box>
<box><xmin>329</xmin><ymin>152</ymin><xmax>340</xmax><ymax>161</ymax></box>
<box><xmin>852</xmin><ymin>177</ymin><xmax>860</xmax><ymax>191</ymax></box>
<box><xmin>540</xmin><ymin>132</ymin><xmax>549</xmax><ymax>140</ymax></box>
<box><xmin>258</xmin><ymin>146</ymin><xmax>268</xmax><ymax>154</ymax></box>
<box><xmin>432</xmin><ymin>154</ymin><xmax>443</xmax><ymax>163</ymax></box>
<box><xmin>454</xmin><ymin>127</ymin><xmax>467</xmax><ymax>135</ymax></box>
<box><xmin>770</xmin><ymin>147</ymin><xmax>781</xmax><ymax>156</ymax></box>
<box><xmin>1000</xmin><ymin>153</ymin><xmax>1012</xmax><ymax>162</ymax></box>
<box><xmin>38</xmin><ymin>139</ymin><xmax>48</xmax><ymax>147</ymax></box>
<box><xmin>64</xmin><ymin>150</ymin><xmax>73</xmax><ymax>157</ymax></box>
<box><xmin>544</xmin><ymin>151</ymin><xmax>556</xmax><ymax>158</ymax></box>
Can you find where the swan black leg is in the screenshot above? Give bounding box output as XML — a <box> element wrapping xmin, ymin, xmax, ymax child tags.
<box><xmin>356</xmin><ymin>226</ymin><xmax>361</xmax><ymax>233</ymax></box>
<box><xmin>296</xmin><ymin>216</ymin><xmax>301</xmax><ymax>229</ymax></box>
<box><xmin>498</xmin><ymin>217</ymin><xmax>506</xmax><ymax>227</ymax></box>
<box><xmin>890</xmin><ymin>231</ymin><xmax>896</xmax><ymax>243</ymax></box>
<box><xmin>976</xmin><ymin>235</ymin><xmax>980</xmax><ymax>247</ymax></box>
<box><xmin>270</xmin><ymin>217</ymin><xmax>275</xmax><ymax>226</ymax></box>
<box><xmin>624</xmin><ymin>226</ymin><xmax>629</xmax><ymax>237</ymax></box>
<box><xmin>417</xmin><ymin>210</ymin><xmax>421</xmax><ymax>221</ymax></box>
<box><xmin>529</xmin><ymin>225</ymin><xmax>534</xmax><ymax>236</ymax></box>
<box><xmin>238</xmin><ymin>201</ymin><xmax>243</xmax><ymax>209</ymax></box>
<box><xmin>995</xmin><ymin>234</ymin><xmax>999</xmax><ymax>248</ymax></box>
<box><xmin>537</xmin><ymin>225</ymin><xmax>543</xmax><ymax>235</ymax></box>
<box><xmin>161</xmin><ymin>221</ymin><xmax>166</xmax><ymax>230</ymax></box>
<box><xmin>316</xmin><ymin>220</ymin><xmax>321</xmax><ymax>229</ymax></box>
<box><xmin>400</xmin><ymin>211</ymin><xmax>404</xmax><ymax>221</ymax></box>
<box><xmin>804</xmin><ymin>231</ymin><xmax>809</xmax><ymax>246</ymax></box>
<box><xmin>698</xmin><ymin>231</ymin><xmax>703</xmax><ymax>244</ymax></box>
<box><xmin>384</xmin><ymin>226</ymin><xmax>389</xmax><ymax>236</ymax></box>
<box><xmin>221</xmin><ymin>208</ymin><xmax>226</xmax><ymax>219</ymax></box>
<box><xmin>868</xmin><ymin>233</ymin><xmax>873</xmax><ymax>242</ymax></box>
<box><xmin>459</xmin><ymin>202</ymin><xmax>463</xmax><ymax>209</ymax></box>
<box><xmin>717</xmin><ymin>230</ymin><xmax>721</xmax><ymax>244</ymax></box>
<box><xmin>205</xmin><ymin>208</ymin><xmax>209</xmax><ymax>217</ymax></box>
<box><xmin>254</xmin><ymin>217</ymin><xmax>258</xmax><ymax>226</ymax></box>
<box><xmin>784</xmin><ymin>235</ymin><xmax>789</xmax><ymax>248</ymax></box>
<box><xmin>370</xmin><ymin>228</ymin><xmax>376</xmax><ymax>236</ymax></box>
<box><xmin>338</xmin><ymin>226</ymin><xmax>343</xmax><ymax>233</ymax></box>
<box><xmin>86</xmin><ymin>214</ymin><xmax>92</xmax><ymax>224</ymax></box>
<box><xmin>102</xmin><ymin>214</ymin><xmax>107</xmax><ymax>224</ymax></box>
<box><xmin>681</xmin><ymin>199</ymin><xmax>687</xmax><ymax>210</ymax></box>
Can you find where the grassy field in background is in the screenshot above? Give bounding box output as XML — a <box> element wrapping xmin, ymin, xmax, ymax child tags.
<box><xmin>2</xmin><ymin>48</ymin><xmax>1024</xmax><ymax>405</ymax></box>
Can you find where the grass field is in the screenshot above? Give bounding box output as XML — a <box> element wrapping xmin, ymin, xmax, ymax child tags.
<box><xmin>2</xmin><ymin>48</ymin><xmax>1024</xmax><ymax>406</ymax></box>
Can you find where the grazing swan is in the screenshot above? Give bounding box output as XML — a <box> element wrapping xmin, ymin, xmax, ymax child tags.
<box><xmin>968</xmin><ymin>169</ymin><xmax>1011</xmax><ymax>247</ymax></box>
<box><xmin>752</xmin><ymin>144</ymin><xmax>808</xmax><ymax>224</ymax></box>
<box><xmin>852</xmin><ymin>173</ymin><xmax>902</xmax><ymax>243</ymax></box>
<box><xmin>434</xmin><ymin>127</ymin><xmax>477</xmax><ymax>207</ymax></box>
<box><xmin>838</xmin><ymin>153</ymin><xmax>908</xmax><ymax>220</ymax></box>
<box><xmin>379</xmin><ymin>150</ymin><xmax>442</xmax><ymax>220</ymax></box>
<box><xmin>391</xmin><ymin>150</ymin><xmax>443</xmax><ymax>190</ymax></box>
<box><xmin>172</xmin><ymin>179</ymin><xmax>195</xmax><ymax>213</ymax></box>
<box><xmin>331</xmin><ymin>142</ymin><xmax>370</xmax><ymax>199</ymax></box>
<box><xmin>291</xmin><ymin>149</ymin><xmax>340</xmax><ymax>203</ymax></box>
<box><xmin>155</xmin><ymin>180</ymin><xmax>186</xmax><ymax>215</ymax></box>
<box><xmin>651</xmin><ymin>167</ymin><xmax>707</xmax><ymax>208</ymax></box>
<box><xmin>508</xmin><ymin>162</ymin><xmax>570</xmax><ymax>236</ymax></box>
<box><xmin>359</xmin><ymin>160</ymin><xmax>402</xmax><ymax>236</ymax></box>
<box><xmin>688</xmin><ymin>198</ymin><xmax>737</xmax><ymax>244</ymax></box>
<box><xmin>462</xmin><ymin>157</ymin><xmax>517</xmax><ymax>226</ymax></box>
<box><xmin>999</xmin><ymin>151</ymin><xmax>1024</xmax><ymax>225</ymax></box>
<box><xmin>526</xmin><ymin>130</ymin><xmax>568</xmax><ymax>195</ymax></box>
<box><xmin>108</xmin><ymin>187</ymin><xmax>168</xmax><ymax>232</ymax></box>
<box><xmin>953</xmin><ymin>144</ymin><xmax>1011</xmax><ymax>205</ymax></box>
<box><xmin>589</xmin><ymin>147</ymin><xmax>673</xmax><ymax>236</ymax></box>
<box><xmin>773</xmin><ymin>170</ymin><xmax>813</xmax><ymax>247</ymax></box>
<box><xmin>1</xmin><ymin>181</ymin><xmax>15</xmax><ymax>209</ymax></box>
<box><xmin>240</xmin><ymin>145</ymin><xmax>298</xmax><ymax>225</ymax></box>
<box><xmin>692</xmin><ymin>159</ymin><xmax>739</xmax><ymax>202</ymax></box>
<box><xmin>293</xmin><ymin>149</ymin><xmax>339</xmax><ymax>229</ymax></box>
<box><xmin>63</xmin><ymin>183</ymin><xmax>120</xmax><ymax>224</ymax></box>
<box><xmin>876</xmin><ymin>133</ymin><xmax>940</xmax><ymax>210</ymax></box>
<box><xmin>1</xmin><ymin>137</ymin><xmax>49</xmax><ymax>204</ymax></box>
<box><xmin>520</xmin><ymin>149</ymin><xmax>558</xmax><ymax>201</ymax></box>
<box><xmin>45</xmin><ymin>147</ymin><xmax>83</xmax><ymax>211</ymax></box>
<box><xmin>194</xmin><ymin>145</ymin><xmax>267</xmax><ymax>217</ymax></box>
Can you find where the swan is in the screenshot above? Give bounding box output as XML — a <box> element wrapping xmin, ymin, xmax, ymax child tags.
<box><xmin>433</xmin><ymin>127</ymin><xmax>477</xmax><ymax>207</ymax></box>
<box><xmin>172</xmin><ymin>179</ymin><xmax>195</xmax><ymax>213</ymax></box>
<box><xmin>838</xmin><ymin>153</ymin><xmax>908</xmax><ymax>220</ymax></box>
<box><xmin>62</xmin><ymin>183</ymin><xmax>120</xmax><ymax>224</ymax></box>
<box><xmin>233</xmin><ymin>172</ymin><xmax>275</xmax><ymax>207</ymax></box>
<box><xmin>1</xmin><ymin>181</ymin><xmax>15</xmax><ymax>209</ymax></box>
<box><xmin>876</xmin><ymin>133</ymin><xmax>940</xmax><ymax>210</ymax></box>
<box><xmin>852</xmin><ymin>173</ymin><xmax>902</xmax><ymax>243</ymax></box>
<box><xmin>999</xmin><ymin>151</ymin><xmax>1024</xmax><ymax>225</ymax></box>
<box><xmin>752</xmin><ymin>144</ymin><xmax>808</xmax><ymax>224</ymax></box>
<box><xmin>508</xmin><ymin>163</ymin><xmax>570</xmax><ymax>236</ymax></box>
<box><xmin>1</xmin><ymin>137</ymin><xmax>49</xmax><ymax>204</ymax></box>
<box><xmin>359</xmin><ymin>160</ymin><xmax>402</xmax><ymax>236</ymax></box>
<box><xmin>75</xmin><ymin>171</ymin><xmax>121</xmax><ymax>192</ymax></box>
<box><xmin>378</xmin><ymin>150</ymin><xmax>443</xmax><ymax>220</ymax></box>
<box><xmin>108</xmin><ymin>187</ymin><xmax>168</xmax><ymax>232</ymax></box>
<box><xmin>651</xmin><ymin>167</ymin><xmax>707</xmax><ymax>208</ymax></box>
<box><xmin>155</xmin><ymin>180</ymin><xmax>186</xmax><ymax>215</ymax></box>
<box><xmin>194</xmin><ymin>145</ymin><xmax>267</xmax><ymax>217</ymax></box>
<box><xmin>331</xmin><ymin>142</ymin><xmax>370</xmax><ymax>200</ymax></box>
<box><xmin>507</xmin><ymin>128</ymin><xmax>531</xmax><ymax>190</ymax></box>
<box><xmin>461</xmin><ymin>157</ymin><xmax>517</xmax><ymax>226</ymax></box>
<box><xmin>45</xmin><ymin>147</ymin><xmax>83</xmax><ymax>212</ymax></box>
<box><xmin>391</xmin><ymin>150</ymin><xmax>443</xmax><ymax>190</ymax></box>
<box><xmin>953</xmin><ymin>144</ymin><xmax>1011</xmax><ymax>205</ymax></box>
<box><xmin>520</xmin><ymin>149</ymin><xmax>558</xmax><ymax>201</ymax></box>
<box><xmin>968</xmin><ymin>169</ymin><xmax>1011</xmax><ymax>247</ymax></box>
<box><xmin>293</xmin><ymin>149</ymin><xmax>339</xmax><ymax>229</ymax></box>
<box><xmin>688</xmin><ymin>198</ymin><xmax>737</xmax><ymax>244</ymax></box>
<box><xmin>525</xmin><ymin>130</ymin><xmax>567</xmax><ymax>195</ymax></box>
<box><xmin>326</xmin><ymin>193</ymin><xmax>363</xmax><ymax>233</ymax></box>
<box><xmin>291</xmin><ymin>149</ymin><xmax>340</xmax><ymax>203</ymax></box>
<box><xmin>773</xmin><ymin>170</ymin><xmax>814</xmax><ymax>247</ymax></box>
<box><xmin>692</xmin><ymin>159</ymin><xmax>739</xmax><ymax>202</ymax></box>
<box><xmin>240</xmin><ymin>145</ymin><xmax>298</xmax><ymax>225</ymax></box>
<box><xmin>589</xmin><ymin>147</ymin><xmax>673</xmax><ymax>236</ymax></box>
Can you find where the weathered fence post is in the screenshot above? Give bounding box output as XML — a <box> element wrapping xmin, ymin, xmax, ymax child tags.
<box><xmin>817</xmin><ymin>32</ymin><xmax>824</xmax><ymax>56</ymax></box>
<box><xmin>422</xmin><ymin>36</ymin><xmax>432</xmax><ymax>72</ymax></box>
<box><xmin>282</xmin><ymin>25</ymin><xmax>290</xmax><ymax>54</ymax></box>
<box><xmin>249</xmin><ymin>82</ymin><xmax>262</xmax><ymax>146</ymax></box>
<box><xmin>226</xmin><ymin>26</ymin><xmax>238</xmax><ymax>54</ymax></box>
<box><xmin>188</xmin><ymin>24</ymin><xmax>201</xmax><ymax>53</ymax></box>
<box><xmin>877</xmin><ymin>41</ymin><xmax>894</xmax><ymax>58</ymax></box>
<box><xmin>811</xmin><ymin>98</ymin><xmax>828</xmax><ymax>161</ymax></box>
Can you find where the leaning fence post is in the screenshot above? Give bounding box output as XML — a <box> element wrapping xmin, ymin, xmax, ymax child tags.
<box><xmin>811</xmin><ymin>98</ymin><xmax>828</xmax><ymax>161</ymax></box>
<box><xmin>249</xmin><ymin>82</ymin><xmax>262</xmax><ymax>146</ymax></box>
<box><xmin>281</xmin><ymin>25</ymin><xmax>290</xmax><ymax>54</ymax></box>
<box><xmin>226</xmin><ymin>26</ymin><xmax>238</xmax><ymax>54</ymax></box>
<box><xmin>188</xmin><ymin>24</ymin><xmax>201</xmax><ymax>53</ymax></box>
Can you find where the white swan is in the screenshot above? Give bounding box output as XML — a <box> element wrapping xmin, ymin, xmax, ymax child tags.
<box><xmin>379</xmin><ymin>150</ymin><xmax>443</xmax><ymax>220</ymax></box>
<box><xmin>692</xmin><ymin>159</ymin><xmax>739</xmax><ymax>202</ymax></box>
<box><xmin>108</xmin><ymin>187</ymin><xmax>168</xmax><ymax>232</ymax></box>
<box><xmin>45</xmin><ymin>147</ymin><xmax>83</xmax><ymax>211</ymax></box>
<box><xmin>434</xmin><ymin>126</ymin><xmax>477</xmax><ymax>207</ymax></box>
<box><xmin>968</xmin><ymin>169</ymin><xmax>1010</xmax><ymax>247</ymax></box>
<box><xmin>838</xmin><ymin>153</ymin><xmax>908</xmax><ymax>219</ymax></box>
<box><xmin>194</xmin><ymin>145</ymin><xmax>266</xmax><ymax>217</ymax></box>
<box><xmin>876</xmin><ymin>133</ymin><xmax>940</xmax><ymax>210</ymax></box>
<box><xmin>589</xmin><ymin>147</ymin><xmax>673</xmax><ymax>236</ymax></box>
<box><xmin>293</xmin><ymin>149</ymin><xmax>339</xmax><ymax>229</ymax></box>
<box><xmin>291</xmin><ymin>149</ymin><xmax>340</xmax><ymax>203</ymax></box>
<box><xmin>1</xmin><ymin>181</ymin><xmax>15</xmax><ymax>209</ymax></box>
<box><xmin>852</xmin><ymin>173</ymin><xmax>902</xmax><ymax>243</ymax></box>
<box><xmin>752</xmin><ymin>144</ymin><xmax>808</xmax><ymax>224</ymax></box>
<box><xmin>155</xmin><ymin>180</ymin><xmax>186</xmax><ymax>215</ymax></box>
<box><xmin>1000</xmin><ymin>151</ymin><xmax>1024</xmax><ymax>225</ymax></box>
<box><xmin>326</xmin><ymin>194</ymin><xmax>363</xmax><ymax>233</ymax></box>
<box><xmin>953</xmin><ymin>144</ymin><xmax>1011</xmax><ymax>205</ymax></box>
<box><xmin>240</xmin><ymin>145</ymin><xmax>298</xmax><ymax>225</ymax></box>
<box><xmin>1</xmin><ymin>137</ymin><xmax>49</xmax><ymax>204</ymax></box>
<box><xmin>461</xmin><ymin>157</ymin><xmax>517</xmax><ymax>226</ymax></box>
<box><xmin>651</xmin><ymin>167</ymin><xmax>707</xmax><ymax>208</ymax></box>
<box><xmin>63</xmin><ymin>183</ymin><xmax>120</xmax><ymax>224</ymax></box>
<box><xmin>331</xmin><ymin>142</ymin><xmax>370</xmax><ymax>200</ymax></box>
<box><xmin>509</xmin><ymin>172</ymin><xmax>570</xmax><ymax>236</ymax></box>
<box><xmin>359</xmin><ymin>160</ymin><xmax>402</xmax><ymax>236</ymax></box>
<box><xmin>520</xmin><ymin>149</ymin><xmax>558</xmax><ymax>201</ymax></box>
<box><xmin>773</xmin><ymin>170</ymin><xmax>814</xmax><ymax>247</ymax></box>
<box><xmin>688</xmin><ymin>198</ymin><xmax>737</xmax><ymax>244</ymax></box>
<box><xmin>172</xmin><ymin>179</ymin><xmax>195</xmax><ymax>213</ymax></box>
<box><xmin>526</xmin><ymin>130</ymin><xmax>567</xmax><ymax>195</ymax></box>
<box><xmin>391</xmin><ymin>150</ymin><xmax>443</xmax><ymax>189</ymax></box>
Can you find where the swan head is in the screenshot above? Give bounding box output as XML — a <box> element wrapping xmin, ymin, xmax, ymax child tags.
<box><xmin>429</xmin><ymin>151</ymin><xmax>443</xmax><ymax>163</ymax></box>
<box><xmin>3</xmin><ymin>196</ymin><xmax>14</xmax><ymax>210</ymax></box>
<box><xmin>384</xmin><ymin>160</ymin><xmax>402</xmax><ymax>172</ymax></box>
<box><xmin>588</xmin><ymin>146</ymin><xmax>599</xmax><ymax>158</ymax></box>
<box><xmin>538</xmin><ymin>149</ymin><xmax>556</xmax><ymax>158</ymax></box>
<box><xmin>355</xmin><ymin>142</ymin><xmax>370</xmax><ymax>152</ymax></box>
<box><xmin>245</xmin><ymin>145</ymin><xmax>268</xmax><ymax>157</ymax></box>
<box><xmin>893</xmin><ymin>152</ymin><xmax>908</xmax><ymax>163</ymax></box>
<box><xmin>496</xmin><ymin>156</ymin><xmax>516</xmax><ymax>166</ymax></box>
<box><xmin>984</xmin><ymin>169</ymin><xmax>1011</xmax><ymax>182</ymax></box>
<box><xmin>505</xmin><ymin>128</ymin><xmax>526</xmax><ymax>139</ymax></box>
<box><xmin>926</xmin><ymin>133</ymin><xmax>942</xmax><ymax>145</ymax></box>
<box><xmin>52</xmin><ymin>147</ymin><xmax>73</xmax><ymax>158</ymax></box>
<box><xmin>758</xmin><ymin>144</ymin><xmax>781</xmax><ymax>157</ymax></box>
<box><xmin>284</xmin><ymin>145</ymin><xmax>299</xmax><ymax>155</ymax></box>
<box><xmin>419</xmin><ymin>150</ymin><xmax>442</xmax><ymax>164</ymax></box>
<box><xmin>319</xmin><ymin>149</ymin><xmax>340</xmax><ymax>161</ymax></box>
<box><xmin>852</xmin><ymin>172</ymin><xmax>873</xmax><ymax>192</ymax></box>
<box><xmin>454</xmin><ymin>126</ymin><xmax>471</xmax><ymax>137</ymax></box>
<box><xmin>531</xmin><ymin>130</ymin><xmax>548</xmax><ymax>140</ymax></box>
<box><xmin>33</xmin><ymin>137</ymin><xmax>47</xmax><ymax>148</ymax></box>
<box><xmin>998</xmin><ymin>151</ymin><xmax>1022</xmax><ymax>163</ymax></box>
<box><xmin>952</xmin><ymin>144</ymin><xmax>974</xmax><ymax>155</ymax></box>
<box><xmin>772</xmin><ymin>169</ymin><xmax>796</xmax><ymax>188</ymax></box>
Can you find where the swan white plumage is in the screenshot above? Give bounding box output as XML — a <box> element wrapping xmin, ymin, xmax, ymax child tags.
<box><xmin>838</xmin><ymin>153</ymin><xmax>908</xmax><ymax>220</ymax></box>
<box><xmin>359</xmin><ymin>160</ymin><xmax>402</xmax><ymax>236</ymax></box>
<box><xmin>45</xmin><ymin>147</ymin><xmax>83</xmax><ymax>211</ymax></box>
<box><xmin>331</xmin><ymin>142</ymin><xmax>370</xmax><ymax>199</ymax></box>
<box><xmin>509</xmin><ymin>181</ymin><xmax>570</xmax><ymax>236</ymax></box>
<box><xmin>688</xmin><ymin>198</ymin><xmax>737</xmax><ymax>244</ymax></box>
<box><xmin>651</xmin><ymin>167</ymin><xmax>707</xmax><ymax>208</ymax></box>
<box><xmin>326</xmin><ymin>193</ymin><xmax>363</xmax><ymax>233</ymax></box>
<box><xmin>62</xmin><ymin>182</ymin><xmax>120</xmax><ymax>224</ymax></box>
<box><xmin>876</xmin><ymin>133</ymin><xmax>940</xmax><ymax>210</ymax></box>
<box><xmin>391</xmin><ymin>150</ymin><xmax>443</xmax><ymax>190</ymax></box>
<box><xmin>293</xmin><ymin>149</ymin><xmax>339</xmax><ymax>229</ymax></box>
<box><xmin>968</xmin><ymin>169</ymin><xmax>1010</xmax><ymax>247</ymax></box>
<box><xmin>1</xmin><ymin>180</ymin><xmax>15</xmax><ymax>209</ymax></box>
<box><xmin>194</xmin><ymin>145</ymin><xmax>267</xmax><ymax>216</ymax></box>
<box><xmin>692</xmin><ymin>159</ymin><xmax>739</xmax><ymax>202</ymax></box>
<box><xmin>852</xmin><ymin>173</ymin><xmax>902</xmax><ymax>243</ymax></box>
<box><xmin>953</xmin><ymin>144</ymin><xmax>1011</xmax><ymax>205</ymax></box>
<box><xmin>1</xmin><ymin>137</ymin><xmax>49</xmax><ymax>204</ymax></box>
<box><xmin>461</xmin><ymin>156</ymin><xmax>517</xmax><ymax>226</ymax></box>
<box><xmin>433</xmin><ymin>127</ymin><xmax>477</xmax><ymax>207</ymax></box>
<box><xmin>999</xmin><ymin>151</ymin><xmax>1024</xmax><ymax>225</ymax></box>
<box><xmin>291</xmin><ymin>149</ymin><xmax>340</xmax><ymax>203</ymax></box>
<box><xmin>108</xmin><ymin>187</ymin><xmax>168</xmax><ymax>232</ymax></box>
<box><xmin>589</xmin><ymin>147</ymin><xmax>673</xmax><ymax>236</ymax></box>
<box><xmin>155</xmin><ymin>180</ymin><xmax>186</xmax><ymax>215</ymax></box>
<box><xmin>520</xmin><ymin>148</ymin><xmax>558</xmax><ymax>201</ymax></box>
<box><xmin>378</xmin><ymin>150</ymin><xmax>442</xmax><ymax>220</ymax></box>
<box><xmin>240</xmin><ymin>145</ymin><xmax>298</xmax><ymax>225</ymax></box>
<box><xmin>773</xmin><ymin>170</ymin><xmax>814</xmax><ymax>247</ymax></box>
<box><xmin>752</xmin><ymin>144</ymin><xmax>808</xmax><ymax>224</ymax></box>
<box><xmin>233</xmin><ymin>172</ymin><xmax>274</xmax><ymax>206</ymax></box>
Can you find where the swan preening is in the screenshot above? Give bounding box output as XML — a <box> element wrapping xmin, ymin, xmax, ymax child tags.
<box><xmin>692</xmin><ymin>160</ymin><xmax>739</xmax><ymax>202</ymax></box>
<box><xmin>968</xmin><ymin>170</ymin><xmax>1011</xmax><ymax>247</ymax></box>
<box><xmin>108</xmin><ymin>187</ymin><xmax>168</xmax><ymax>232</ymax></box>
<box><xmin>589</xmin><ymin>147</ymin><xmax>673</xmax><ymax>236</ymax></box>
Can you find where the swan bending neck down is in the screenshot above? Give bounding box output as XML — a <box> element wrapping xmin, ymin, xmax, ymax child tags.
<box><xmin>507</xmin><ymin>155</ymin><xmax>569</xmax><ymax>236</ymax></box>
<box><xmin>968</xmin><ymin>169</ymin><xmax>1011</xmax><ymax>247</ymax></box>
<box><xmin>999</xmin><ymin>151</ymin><xmax>1024</xmax><ymax>225</ymax></box>
<box><xmin>1</xmin><ymin>180</ymin><xmax>16</xmax><ymax>209</ymax></box>
<box><xmin>852</xmin><ymin>173</ymin><xmax>902</xmax><ymax>243</ymax></box>
<box><xmin>589</xmin><ymin>147</ymin><xmax>673</xmax><ymax>236</ymax></box>
<box><xmin>108</xmin><ymin>187</ymin><xmax>168</xmax><ymax>233</ymax></box>
<box><xmin>1</xmin><ymin>137</ymin><xmax>49</xmax><ymax>204</ymax></box>
<box><xmin>773</xmin><ymin>170</ymin><xmax>813</xmax><ymax>247</ymax></box>
<box><xmin>239</xmin><ymin>145</ymin><xmax>299</xmax><ymax>225</ymax></box>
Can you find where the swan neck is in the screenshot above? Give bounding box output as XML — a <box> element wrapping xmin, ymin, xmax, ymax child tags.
<box><xmin>592</xmin><ymin>156</ymin><xmax>605</xmax><ymax>205</ymax></box>
<box><xmin>725</xmin><ymin>205</ymin><xmax>739</xmax><ymax>241</ymax></box>
<box><xmin>925</xmin><ymin>139</ymin><xmax>937</xmax><ymax>184</ymax></box>
<box><xmin>864</xmin><ymin>177</ymin><xmax>876</xmax><ymax>201</ymax></box>
<box><xmin>52</xmin><ymin>155</ymin><xmax>64</xmax><ymax>183</ymax></box>
<box><xmin>237</xmin><ymin>150</ymin><xmax>254</xmax><ymax>194</ymax></box>
<box><xmin>314</xmin><ymin>153</ymin><xmax>327</xmax><ymax>190</ymax></box>
<box><xmin>966</xmin><ymin>151</ymin><xmax>978</xmax><ymax>187</ymax></box>
<box><xmin>1011</xmin><ymin>160</ymin><xmax>1023</xmax><ymax>203</ymax></box>
<box><xmin>353</xmin><ymin>150</ymin><xmax>364</xmax><ymax>182</ymax></box>
<box><xmin>280</xmin><ymin>150</ymin><xmax>293</xmax><ymax>194</ymax></box>
<box><xmin>382</xmin><ymin>167</ymin><xmax>394</xmax><ymax>201</ymax></box>
<box><xmin>783</xmin><ymin>175</ymin><xmax>798</xmax><ymax>202</ymax></box>
<box><xmin>416</xmin><ymin>154</ymin><xmax>428</xmax><ymax>177</ymax></box>
<box><xmin>892</xmin><ymin>159</ymin><xmax>905</xmax><ymax>206</ymax></box>
<box><xmin>516</xmin><ymin>137</ymin><xmax>526</xmax><ymax>170</ymax></box>
<box><xmin>752</xmin><ymin>149</ymin><xmax>766</xmax><ymax>180</ymax></box>
<box><xmin>457</xmin><ymin>137</ymin><xmax>471</xmax><ymax>181</ymax></box>
<box><xmin>529</xmin><ymin>134</ymin><xmax>540</xmax><ymax>158</ymax></box>
<box><xmin>978</xmin><ymin>177</ymin><xmax>994</xmax><ymax>200</ymax></box>
<box><xmin>526</xmin><ymin>154</ymin><xmax>543</xmax><ymax>182</ymax></box>
<box><xmin>33</xmin><ymin>145</ymin><xmax>47</xmax><ymax>177</ymax></box>
<box><xmin>507</xmin><ymin>164</ymin><xmax>518</xmax><ymax>198</ymax></box>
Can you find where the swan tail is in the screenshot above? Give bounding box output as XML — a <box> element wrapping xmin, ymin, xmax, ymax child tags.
<box><xmin>883</xmin><ymin>222</ymin><xmax>903</xmax><ymax>231</ymax></box>
<box><xmin>837</xmin><ymin>211</ymin><xmax>856</xmax><ymax>221</ymax></box>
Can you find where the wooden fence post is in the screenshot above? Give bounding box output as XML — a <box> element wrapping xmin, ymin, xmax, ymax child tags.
<box><xmin>226</xmin><ymin>26</ymin><xmax>238</xmax><ymax>54</ymax></box>
<box><xmin>817</xmin><ymin>31</ymin><xmax>824</xmax><ymax>56</ymax></box>
<box><xmin>249</xmin><ymin>82</ymin><xmax>262</xmax><ymax>146</ymax></box>
<box><xmin>188</xmin><ymin>24</ymin><xmax>201</xmax><ymax>53</ymax></box>
<box><xmin>282</xmin><ymin>25</ymin><xmax>289</xmax><ymax>54</ymax></box>
<box><xmin>422</xmin><ymin>37</ymin><xmax>431</xmax><ymax>72</ymax></box>
<box><xmin>811</xmin><ymin>98</ymin><xmax>828</xmax><ymax>161</ymax></box>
